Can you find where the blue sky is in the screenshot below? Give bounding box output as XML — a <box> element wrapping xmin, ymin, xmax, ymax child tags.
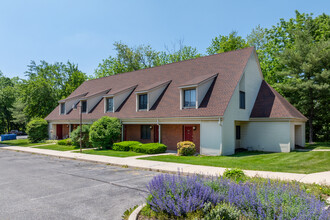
<box><xmin>0</xmin><ymin>0</ymin><xmax>328</xmax><ymax>78</ymax></box>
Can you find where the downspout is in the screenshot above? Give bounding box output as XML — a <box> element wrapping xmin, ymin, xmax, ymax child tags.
<box><xmin>120</xmin><ymin>119</ymin><xmax>124</xmax><ymax>142</ymax></box>
<box><xmin>218</xmin><ymin>117</ymin><xmax>223</xmax><ymax>155</ymax></box>
<box><xmin>157</xmin><ymin>119</ymin><xmax>161</xmax><ymax>144</ymax></box>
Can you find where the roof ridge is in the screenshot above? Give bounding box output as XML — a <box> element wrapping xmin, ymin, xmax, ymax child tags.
<box><xmin>87</xmin><ymin>47</ymin><xmax>255</xmax><ymax>82</ymax></box>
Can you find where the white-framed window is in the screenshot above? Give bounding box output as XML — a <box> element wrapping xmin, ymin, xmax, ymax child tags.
<box><xmin>60</xmin><ymin>103</ymin><xmax>65</xmax><ymax>115</ymax></box>
<box><xmin>183</xmin><ymin>89</ymin><xmax>196</xmax><ymax>108</ymax></box>
<box><xmin>106</xmin><ymin>98</ymin><xmax>114</xmax><ymax>112</ymax></box>
<box><xmin>81</xmin><ymin>100</ymin><xmax>87</xmax><ymax>113</ymax></box>
<box><xmin>138</xmin><ymin>94</ymin><xmax>148</xmax><ymax>110</ymax></box>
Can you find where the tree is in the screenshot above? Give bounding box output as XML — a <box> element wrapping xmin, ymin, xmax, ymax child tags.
<box><xmin>206</xmin><ymin>31</ymin><xmax>249</xmax><ymax>55</ymax></box>
<box><xmin>249</xmin><ymin>11</ymin><xmax>330</xmax><ymax>86</ymax></box>
<box><xmin>26</xmin><ymin>118</ymin><xmax>48</xmax><ymax>142</ymax></box>
<box><xmin>277</xmin><ymin>27</ymin><xmax>330</xmax><ymax>143</ymax></box>
<box><xmin>21</xmin><ymin>61</ymin><xmax>87</xmax><ymax>119</ymax></box>
<box><xmin>0</xmin><ymin>71</ymin><xmax>15</xmax><ymax>133</ymax></box>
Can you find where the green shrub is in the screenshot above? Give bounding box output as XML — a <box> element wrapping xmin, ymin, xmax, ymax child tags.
<box><xmin>131</xmin><ymin>143</ymin><xmax>167</xmax><ymax>154</ymax></box>
<box><xmin>177</xmin><ymin>141</ymin><xmax>196</xmax><ymax>156</ymax></box>
<box><xmin>58</xmin><ymin>138</ymin><xmax>72</xmax><ymax>145</ymax></box>
<box><xmin>113</xmin><ymin>141</ymin><xmax>141</xmax><ymax>151</ymax></box>
<box><xmin>203</xmin><ymin>202</ymin><xmax>241</xmax><ymax>220</ymax></box>
<box><xmin>46</xmin><ymin>140</ymin><xmax>57</xmax><ymax>144</ymax></box>
<box><xmin>89</xmin><ymin>116</ymin><xmax>121</xmax><ymax>150</ymax></box>
<box><xmin>71</xmin><ymin>125</ymin><xmax>91</xmax><ymax>148</ymax></box>
<box><xmin>26</xmin><ymin>118</ymin><xmax>48</xmax><ymax>143</ymax></box>
<box><xmin>223</xmin><ymin>168</ymin><xmax>246</xmax><ymax>182</ymax></box>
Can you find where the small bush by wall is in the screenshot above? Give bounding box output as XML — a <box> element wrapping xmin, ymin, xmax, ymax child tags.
<box><xmin>113</xmin><ymin>141</ymin><xmax>141</xmax><ymax>151</ymax></box>
<box><xmin>71</xmin><ymin>125</ymin><xmax>91</xmax><ymax>148</ymax></box>
<box><xmin>89</xmin><ymin>116</ymin><xmax>121</xmax><ymax>150</ymax></box>
<box><xmin>177</xmin><ymin>141</ymin><xmax>196</xmax><ymax>156</ymax></box>
<box><xmin>26</xmin><ymin>118</ymin><xmax>48</xmax><ymax>143</ymax></box>
<box><xmin>58</xmin><ymin>138</ymin><xmax>72</xmax><ymax>146</ymax></box>
<box><xmin>131</xmin><ymin>143</ymin><xmax>167</xmax><ymax>154</ymax></box>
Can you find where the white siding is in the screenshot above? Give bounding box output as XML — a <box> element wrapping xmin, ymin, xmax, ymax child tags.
<box><xmin>113</xmin><ymin>90</ymin><xmax>132</xmax><ymax>111</ymax></box>
<box><xmin>149</xmin><ymin>85</ymin><xmax>167</xmax><ymax>110</ymax></box>
<box><xmin>241</xmin><ymin>121</ymin><xmax>291</xmax><ymax>152</ymax></box>
<box><xmin>222</xmin><ymin>52</ymin><xmax>263</xmax><ymax>155</ymax></box>
<box><xmin>197</xmin><ymin>79</ymin><xmax>213</xmax><ymax>107</ymax></box>
<box><xmin>200</xmin><ymin>121</ymin><xmax>222</xmax><ymax>155</ymax></box>
<box><xmin>87</xmin><ymin>96</ymin><xmax>102</xmax><ymax>113</ymax></box>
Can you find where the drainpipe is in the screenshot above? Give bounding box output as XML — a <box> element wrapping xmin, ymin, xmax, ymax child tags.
<box><xmin>157</xmin><ymin>119</ymin><xmax>161</xmax><ymax>144</ymax></box>
<box><xmin>218</xmin><ymin>117</ymin><xmax>223</xmax><ymax>155</ymax></box>
<box><xmin>120</xmin><ymin>119</ymin><xmax>124</xmax><ymax>142</ymax></box>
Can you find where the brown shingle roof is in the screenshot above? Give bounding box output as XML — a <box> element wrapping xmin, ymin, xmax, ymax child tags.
<box><xmin>250</xmin><ymin>80</ymin><xmax>307</xmax><ymax>120</ymax></box>
<box><xmin>46</xmin><ymin>47</ymin><xmax>255</xmax><ymax>121</ymax></box>
<box><xmin>178</xmin><ymin>73</ymin><xmax>218</xmax><ymax>87</ymax></box>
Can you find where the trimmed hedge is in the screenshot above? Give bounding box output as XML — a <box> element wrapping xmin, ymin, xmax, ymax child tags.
<box><xmin>131</xmin><ymin>143</ymin><xmax>167</xmax><ymax>154</ymax></box>
<box><xmin>113</xmin><ymin>141</ymin><xmax>141</xmax><ymax>151</ymax></box>
<box><xmin>58</xmin><ymin>138</ymin><xmax>72</xmax><ymax>146</ymax></box>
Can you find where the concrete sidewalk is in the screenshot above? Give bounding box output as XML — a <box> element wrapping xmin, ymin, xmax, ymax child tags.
<box><xmin>1</xmin><ymin>145</ymin><xmax>329</xmax><ymax>185</ymax></box>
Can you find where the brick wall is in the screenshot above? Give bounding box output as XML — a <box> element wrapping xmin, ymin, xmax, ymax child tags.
<box><xmin>124</xmin><ymin>124</ymin><xmax>155</xmax><ymax>143</ymax></box>
<box><xmin>124</xmin><ymin>124</ymin><xmax>200</xmax><ymax>152</ymax></box>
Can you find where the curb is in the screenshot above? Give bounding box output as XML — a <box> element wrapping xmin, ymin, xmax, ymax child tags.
<box><xmin>128</xmin><ymin>203</ymin><xmax>146</xmax><ymax>220</ymax></box>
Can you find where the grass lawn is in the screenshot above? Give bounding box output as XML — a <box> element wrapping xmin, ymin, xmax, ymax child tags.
<box><xmin>305</xmin><ymin>142</ymin><xmax>330</xmax><ymax>150</ymax></box>
<box><xmin>0</xmin><ymin>139</ymin><xmax>46</xmax><ymax>147</ymax></box>
<box><xmin>80</xmin><ymin>149</ymin><xmax>145</xmax><ymax>157</ymax></box>
<box><xmin>35</xmin><ymin>144</ymin><xmax>79</xmax><ymax>151</ymax></box>
<box><xmin>140</xmin><ymin>151</ymin><xmax>330</xmax><ymax>174</ymax></box>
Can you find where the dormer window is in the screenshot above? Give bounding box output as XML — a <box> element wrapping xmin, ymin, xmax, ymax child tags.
<box><xmin>106</xmin><ymin>98</ymin><xmax>114</xmax><ymax>112</ymax></box>
<box><xmin>138</xmin><ymin>94</ymin><xmax>148</xmax><ymax>110</ymax></box>
<box><xmin>81</xmin><ymin>100</ymin><xmax>87</xmax><ymax>113</ymax></box>
<box><xmin>60</xmin><ymin>103</ymin><xmax>65</xmax><ymax>115</ymax></box>
<box><xmin>183</xmin><ymin>89</ymin><xmax>196</xmax><ymax>108</ymax></box>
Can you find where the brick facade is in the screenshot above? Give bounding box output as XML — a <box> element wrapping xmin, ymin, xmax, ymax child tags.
<box><xmin>124</xmin><ymin>124</ymin><xmax>200</xmax><ymax>153</ymax></box>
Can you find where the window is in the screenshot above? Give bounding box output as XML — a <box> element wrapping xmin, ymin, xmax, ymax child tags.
<box><xmin>236</xmin><ymin>126</ymin><xmax>241</xmax><ymax>140</ymax></box>
<box><xmin>60</xmin><ymin>103</ymin><xmax>65</xmax><ymax>114</ymax></box>
<box><xmin>106</xmin><ymin>98</ymin><xmax>114</xmax><ymax>112</ymax></box>
<box><xmin>239</xmin><ymin>91</ymin><xmax>245</xmax><ymax>109</ymax></box>
<box><xmin>81</xmin><ymin>100</ymin><xmax>87</xmax><ymax>113</ymax></box>
<box><xmin>184</xmin><ymin>89</ymin><xmax>196</xmax><ymax>108</ymax></box>
<box><xmin>139</xmin><ymin>94</ymin><xmax>148</xmax><ymax>110</ymax></box>
<box><xmin>141</xmin><ymin>125</ymin><xmax>151</xmax><ymax>139</ymax></box>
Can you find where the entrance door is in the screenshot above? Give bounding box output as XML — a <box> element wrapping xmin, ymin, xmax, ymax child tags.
<box><xmin>184</xmin><ymin>126</ymin><xmax>193</xmax><ymax>142</ymax></box>
<box><xmin>56</xmin><ymin>124</ymin><xmax>63</xmax><ymax>140</ymax></box>
<box><xmin>154</xmin><ymin>125</ymin><xmax>159</xmax><ymax>143</ymax></box>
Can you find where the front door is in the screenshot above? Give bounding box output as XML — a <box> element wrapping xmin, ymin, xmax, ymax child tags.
<box><xmin>154</xmin><ymin>125</ymin><xmax>159</xmax><ymax>143</ymax></box>
<box><xmin>56</xmin><ymin>124</ymin><xmax>63</xmax><ymax>140</ymax></box>
<box><xmin>184</xmin><ymin>126</ymin><xmax>193</xmax><ymax>142</ymax></box>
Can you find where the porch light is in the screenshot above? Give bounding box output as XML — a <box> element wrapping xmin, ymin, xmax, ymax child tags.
<box><xmin>193</xmin><ymin>126</ymin><xmax>196</xmax><ymax>130</ymax></box>
<box><xmin>150</xmin><ymin>125</ymin><xmax>153</xmax><ymax>129</ymax></box>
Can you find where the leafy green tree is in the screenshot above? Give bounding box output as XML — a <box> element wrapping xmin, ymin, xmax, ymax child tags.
<box><xmin>94</xmin><ymin>42</ymin><xmax>201</xmax><ymax>78</ymax></box>
<box><xmin>206</xmin><ymin>31</ymin><xmax>249</xmax><ymax>55</ymax></box>
<box><xmin>21</xmin><ymin>61</ymin><xmax>87</xmax><ymax>119</ymax></box>
<box><xmin>277</xmin><ymin>27</ymin><xmax>330</xmax><ymax>143</ymax></box>
<box><xmin>89</xmin><ymin>116</ymin><xmax>121</xmax><ymax>149</ymax></box>
<box><xmin>250</xmin><ymin>11</ymin><xmax>330</xmax><ymax>86</ymax></box>
<box><xmin>0</xmin><ymin>71</ymin><xmax>15</xmax><ymax>133</ymax></box>
<box><xmin>26</xmin><ymin>118</ymin><xmax>48</xmax><ymax>142</ymax></box>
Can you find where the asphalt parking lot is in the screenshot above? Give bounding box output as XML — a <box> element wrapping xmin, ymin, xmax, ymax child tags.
<box><xmin>0</xmin><ymin>149</ymin><xmax>158</xmax><ymax>220</ymax></box>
